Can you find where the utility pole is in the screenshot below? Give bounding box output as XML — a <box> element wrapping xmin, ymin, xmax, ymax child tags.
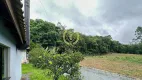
<box><xmin>24</xmin><ymin>0</ymin><xmax>30</xmax><ymax>47</ymax></box>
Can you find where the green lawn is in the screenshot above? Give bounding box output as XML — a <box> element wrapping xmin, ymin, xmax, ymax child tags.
<box><xmin>22</xmin><ymin>64</ymin><xmax>52</xmax><ymax>80</ymax></box>
<box><xmin>22</xmin><ymin>64</ymin><xmax>68</xmax><ymax>80</ymax></box>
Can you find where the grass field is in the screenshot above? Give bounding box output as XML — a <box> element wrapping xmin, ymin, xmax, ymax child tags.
<box><xmin>22</xmin><ymin>64</ymin><xmax>68</xmax><ymax>80</ymax></box>
<box><xmin>80</xmin><ymin>53</ymin><xmax>142</xmax><ymax>79</ymax></box>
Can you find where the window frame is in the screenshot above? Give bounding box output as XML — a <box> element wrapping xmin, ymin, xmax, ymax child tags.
<box><xmin>0</xmin><ymin>44</ymin><xmax>10</xmax><ymax>79</ymax></box>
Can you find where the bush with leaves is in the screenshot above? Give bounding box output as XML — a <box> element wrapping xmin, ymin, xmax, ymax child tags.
<box><xmin>29</xmin><ymin>48</ymin><xmax>84</xmax><ymax>80</ymax></box>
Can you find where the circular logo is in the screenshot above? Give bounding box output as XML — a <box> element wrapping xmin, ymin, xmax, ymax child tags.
<box><xmin>63</xmin><ymin>30</ymin><xmax>80</xmax><ymax>45</ymax></box>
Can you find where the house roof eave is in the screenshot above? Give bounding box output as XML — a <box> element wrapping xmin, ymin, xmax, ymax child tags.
<box><xmin>4</xmin><ymin>0</ymin><xmax>25</xmax><ymax>44</ymax></box>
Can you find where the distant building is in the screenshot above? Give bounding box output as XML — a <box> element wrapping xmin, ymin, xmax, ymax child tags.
<box><xmin>0</xmin><ymin>0</ymin><xmax>30</xmax><ymax>80</ymax></box>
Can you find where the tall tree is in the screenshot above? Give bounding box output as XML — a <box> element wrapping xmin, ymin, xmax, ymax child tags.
<box><xmin>134</xmin><ymin>26</ymin><xmax>142</xmax><ymax>43</ymax></box>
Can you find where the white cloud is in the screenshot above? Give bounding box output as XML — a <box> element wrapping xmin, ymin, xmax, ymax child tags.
<box><xmin>28</xmin><ymin>0</ymin><xmax>142</xmax><ymax>44</ymax></box>
<box><xmin>74</xmin><ymin>0</ymin><xmax>98</xmax><ymax>16</ymax></box>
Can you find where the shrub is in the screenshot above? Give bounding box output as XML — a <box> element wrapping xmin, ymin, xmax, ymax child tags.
<box><xmin>29</xmin><ymin>48</ymin><xmax>46</xmax><ymax>67</ymax></box>
<box><xmin>29</xmin><ymin>48</ymin><xmax>84</xmax><ymax>80</ymax></box>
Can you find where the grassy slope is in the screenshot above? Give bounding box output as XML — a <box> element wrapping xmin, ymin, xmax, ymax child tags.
<box><xmin>80</xmin><ymin>53</ymin><xmax>142</xmax><ymax>79</ymax></box>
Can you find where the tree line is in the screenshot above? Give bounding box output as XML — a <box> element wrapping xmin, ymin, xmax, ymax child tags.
<box><xmin>30</xmin><ymin>19</ymin><xmax>142</xmax><ymax>55</ymax></box>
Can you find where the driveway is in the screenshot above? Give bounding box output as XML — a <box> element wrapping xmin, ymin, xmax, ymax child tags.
<box><xmin>80</xmin><ymin>67</ymin><xmax>137</xmax><ymax>80</ymax></box>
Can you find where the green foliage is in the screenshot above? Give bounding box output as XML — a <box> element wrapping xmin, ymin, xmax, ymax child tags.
<box><xmin>30</xmin><ymin>19</ymin><xmax>142</xmax><ymax>55</ymax></box>
<box><xmin>29</xmin><ymin>48</ymin><xmax>84</xmax><ymax>80</ymax></box>
<box><xmin>30</xmin><ymin>41</ymin><xmax>41</xmax><ymax>50</ymax></box>
<box><xmin>30</xmin><ymin>19</ymin><xmax>61</xmax><ymax>48</ymax></box>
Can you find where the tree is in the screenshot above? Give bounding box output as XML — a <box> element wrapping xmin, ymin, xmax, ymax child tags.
<box><xmin>29</xmin><ymin>48</ymin><xmax>84</xmax><ymax>80</ymax></box>
<box><xmin>30</xmin><ymin>19</ymin><xmax>142</xmax><ymax>55</ymax></box>
<box><xmin>30</xmin><ymin>19</ymin><xmax>61</xmax><ymax>48</ymax></box>
<box><xmin>134</xmin><ymin>26</ymin><xmax>142</xmax><ymax>43</ymax></box>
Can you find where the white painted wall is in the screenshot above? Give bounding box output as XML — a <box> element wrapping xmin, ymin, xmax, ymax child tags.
<box><xmin>0</xmin><ymin>18</ymin><xmax>22</xmax><ymax>80</ymax></box>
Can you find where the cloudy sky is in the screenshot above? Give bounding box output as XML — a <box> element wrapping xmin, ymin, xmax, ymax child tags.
<box><xmin>28</xmin><ymin>0</ymin><xmax>142</xmax><ymax>44</ymax></box>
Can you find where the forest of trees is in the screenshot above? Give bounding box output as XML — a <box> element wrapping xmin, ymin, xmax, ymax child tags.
<box><xmin>29</xmin><ymin>19</ymin><xmax>142</xmax><ymax>79</ymax></box>
<box><xmin>30</xmin><ymin>19</ymin><xmax>142</xmax><ymax>55</ymax></box>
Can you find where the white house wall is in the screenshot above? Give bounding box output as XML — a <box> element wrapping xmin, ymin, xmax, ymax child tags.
<box><xmin>0</xmin><ymin>18</ymin><xmax>22</xmax><ymax>80</ymax></box>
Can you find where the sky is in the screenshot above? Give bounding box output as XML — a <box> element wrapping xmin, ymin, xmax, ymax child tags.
<box><xmin>25</xmin><ymin>0</ymin><xmax>142</xmax><ymax>44</ymax></box>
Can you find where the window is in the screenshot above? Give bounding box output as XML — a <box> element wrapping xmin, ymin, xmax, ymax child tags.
<box><xmin>0</xmin><ymin>47</ymin><xmax>4</xmax><ymax>79</ymax></box>
<box><xmin>0</xmin><ymin>46</ymin><xmax>10</xmax><ymax>80</ymax></box>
